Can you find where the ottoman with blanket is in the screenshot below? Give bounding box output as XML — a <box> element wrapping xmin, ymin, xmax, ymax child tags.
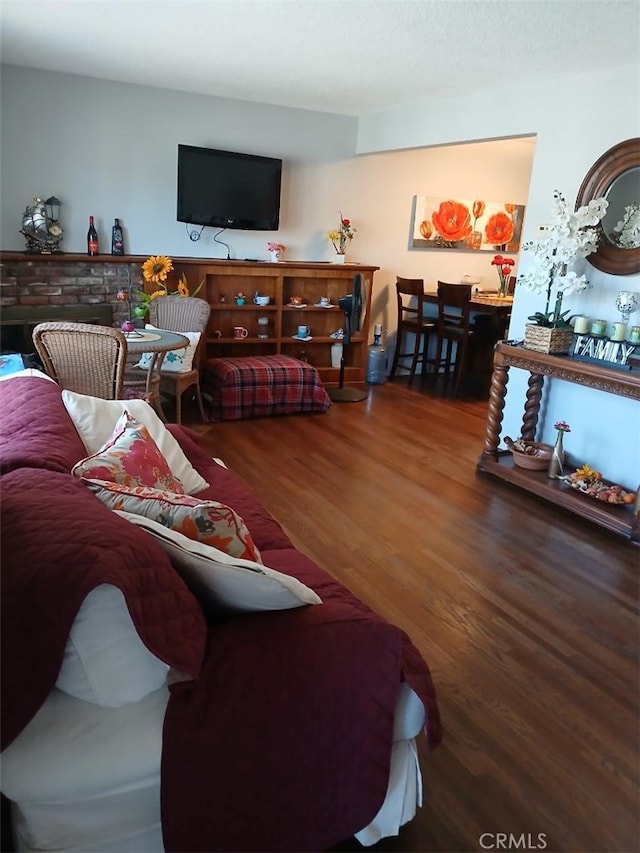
<box><xmin>203</xmin><ymin>354</ymin><xmax>332</xmax><ymax>420</ymax></box>
<box><xmin>0</xmin><ymin>372</ymin><xmax>441</xmax><ymax>852</ymax></box>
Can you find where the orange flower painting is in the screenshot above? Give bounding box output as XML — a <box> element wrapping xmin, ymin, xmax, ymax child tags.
<box><xmin>412</xmin><ymin>195</ymin><xmax>525</xmax><ymax>252</ymax></box>
<box><xmin>485</xmin><ymin>212</ymin><xmax>515</xmax><ymax>246</ymax></box>
<box><xmin>431</xmin><ymin>200</ymin><xmax>472</xmax><ymax>245</ymax></box>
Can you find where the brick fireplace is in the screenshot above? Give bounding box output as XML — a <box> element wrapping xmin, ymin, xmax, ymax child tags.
<box><xmin>0</xmin><ymin>253</ymin><xmax>145</xmax><ymax>353</ymax></box>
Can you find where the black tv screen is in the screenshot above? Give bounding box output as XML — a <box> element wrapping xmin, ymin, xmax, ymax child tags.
<box><xmin>177</xmin><ymin>144</ymin><xmax>282</xmax><ymax>231</ymax></box>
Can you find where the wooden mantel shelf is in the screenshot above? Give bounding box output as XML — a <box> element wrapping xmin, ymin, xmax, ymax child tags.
<box><xmin>477</xmin><ymin>341</ymin><xmax>640</xmax><ymax>542</ymax></box>
<box><xmin>0</xmin><ymin>251</ymin><xmax>377</xmax><ymax>272</ymax></box>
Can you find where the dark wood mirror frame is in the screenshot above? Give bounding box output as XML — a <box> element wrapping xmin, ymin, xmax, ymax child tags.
<box><xmin>575</xmin><ymin>137</ymin><xmax>640</xmax><ymax>276</ymax></box>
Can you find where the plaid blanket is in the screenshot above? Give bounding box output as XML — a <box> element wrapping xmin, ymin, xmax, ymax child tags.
<box><xmin>203</xmin><ymin>355</ymin><xmax>331</xmax><ymax>421</ymax></box>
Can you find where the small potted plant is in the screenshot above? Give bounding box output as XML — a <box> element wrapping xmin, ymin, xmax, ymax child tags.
<box><xmin>517</xmin><ymin>191</ymin><xmax>608</xmax><ymax>354</ymax></box>
<box><xmin>267</xmin><ymin>242</ymin><xmax>285</xmax><ymax>262</ymax></box>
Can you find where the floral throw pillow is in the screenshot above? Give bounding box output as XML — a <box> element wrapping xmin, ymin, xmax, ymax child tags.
<box><xmin>84</xmin><ymin>479</ymin><xmax>262</xmax><ymax>564</ymax></box>
<box><xmin>72</xmin><ymin>410</ymin><xmax>185</xmax><ymax>493</ymax></box>
<box><xmin>136</xmin><ymin>328</ymin><xmax>201</xmax><ymax>374</ymax></box>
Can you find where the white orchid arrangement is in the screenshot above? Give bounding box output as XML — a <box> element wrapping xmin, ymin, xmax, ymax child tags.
<box><xmin>517</xmin><ymin>190</ymin><xmax>608</xmax><ymax>328</ymax></box>
<box><xmin>610</xmin><ymin>203</ymin><xmax>640</xmax><ymax>249</ymax></box>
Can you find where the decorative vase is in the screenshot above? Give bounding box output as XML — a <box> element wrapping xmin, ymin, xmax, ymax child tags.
<box><xmin>524</xmin><ymin>323</ymin><xmax>574</xmax><ymax>354</ymax></box>
<box><xmin>464</xmin><ymin>230</ymin><xmax>482</xmax><ymax>250</ymax></box>
<box><xmin>548</xmin><ymin>431</ymin><xmax>565</xmax><ymax>479</ymax></box>
<box><xmin>268</xmin><ymin>250</ymin><xmax>281</xmax><ymax>263</ymax></box>
<box><xmin>333</xmin><ymin>253</ymin><xmax>346</xmax><ymax>265</ymax></box>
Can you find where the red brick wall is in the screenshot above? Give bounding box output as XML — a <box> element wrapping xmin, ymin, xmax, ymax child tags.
<box><xmin>0</xmin><ymin>258</ymin><xmax>144</xmax><ymax>325</ymax></box>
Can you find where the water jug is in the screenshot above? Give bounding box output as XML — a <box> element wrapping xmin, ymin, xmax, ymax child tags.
<box><xmin>366</xmin><ymin>331</ymin><xmax>387</xmax><ymax>384</ymax></box>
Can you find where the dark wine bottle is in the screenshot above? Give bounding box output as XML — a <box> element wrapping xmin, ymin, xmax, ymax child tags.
<box><xmin>111</xmin><ymin>218</ymin><xmax>124</xmax><ymax>256</ymax></box>
<box><xmin>87</xmin><ymin>216</ymin><xmax>99</xmax><ymax>256</ymax></box>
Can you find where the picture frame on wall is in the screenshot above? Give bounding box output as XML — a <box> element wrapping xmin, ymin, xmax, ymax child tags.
<box><xmin>410</xmin><ymin>195</ymin><xmax>525</xmax><ymax>252</ymax></box>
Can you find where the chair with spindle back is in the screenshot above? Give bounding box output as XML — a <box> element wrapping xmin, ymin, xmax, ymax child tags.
<box><xmin>388</xmin><ymin>277</ymin><xmax>438</xmax><ymax>386</ymax></box>
<box><xmin>432</xmin><ymin>281</ymin><xmax>477</xmax><ymax>398</ymax></box>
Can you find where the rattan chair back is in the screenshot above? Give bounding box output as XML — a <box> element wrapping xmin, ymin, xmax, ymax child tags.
<box><xmin>32</xmin><ymin>321</ymin><xmax>128</xmax><ymax>399</ymax></box>
<box><xmin>149</xmin><ymin>297</ymin><xmax>211</xmax><ymax>369</ymax></box>
<box><xmin>147</xmin><ymin>297</ymin><xmax>211</xmax><ymax>423</ymax></box>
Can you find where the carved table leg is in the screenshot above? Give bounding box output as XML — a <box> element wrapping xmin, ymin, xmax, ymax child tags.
<box><xmin>521</xmin><ymin>372</ymin><xmax>544</xmax><ymax>441</ymax></box>
<box><xmin>479</xmin><ymin>362</ymin><xmax>509</xmax><ymax>463</ymax></box>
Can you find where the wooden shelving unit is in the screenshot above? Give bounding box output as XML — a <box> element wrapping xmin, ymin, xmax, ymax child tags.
<box><xmin>477</xmin><ymin>341</ymin><xmax>640</xmax><ymax>542</ymax></box>
<box><xmin>171</xmin><ymin>259</ymin><xmax>378</xmax><ymax>386</ymax></box>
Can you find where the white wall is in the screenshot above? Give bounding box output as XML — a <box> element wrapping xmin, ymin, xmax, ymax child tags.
<box><xmin>0</xmin><ymin>65</ymin><xmax>358</xmax><ymax>259</ymax></box>
<box><xmin>2</xmin><ymin>61</ymin><xmax>638</xmax><ymax>487</ymax></box>
<box><xmin>358</xmin><ymin>63</ymin><xmax>640</xmax><ymax>487</ymax></box>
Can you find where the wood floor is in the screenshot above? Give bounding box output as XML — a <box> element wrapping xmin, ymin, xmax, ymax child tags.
<box><xmin>182</xmin><ymin>378</ymin><xmax>639</xmax><ymax>853</ymax></box>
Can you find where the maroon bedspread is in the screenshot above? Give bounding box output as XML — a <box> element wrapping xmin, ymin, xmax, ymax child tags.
<box><xmin>162</xmin><ymin>426</ymin><xmax>442</xmax><ymax>851</ymax></box>
<box><xmin>1</xmin><ymin>378</ymin><xmax>441</xmax><ymax>852</ymax></box>
<box><xmin>0</xmin><ymin>377</ymin><xmax>88</xmax><ymax>475</ymax></box>
<box><xmin>0</xmin><ymin>466</ymin><xmax>207</xmax><ymax>750</ymax></box>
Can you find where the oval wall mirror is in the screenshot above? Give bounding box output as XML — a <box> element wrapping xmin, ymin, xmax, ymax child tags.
<box><xmin>575</xmin><ymin>137</ymin><xmax>640</xmax><ymax>276</ymax></box>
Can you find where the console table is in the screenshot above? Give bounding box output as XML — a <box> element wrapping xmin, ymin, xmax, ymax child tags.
<box><xmin>477</xmin><ymin>341</ymin><xmax>640</xmax><ymax>541</ymax></box>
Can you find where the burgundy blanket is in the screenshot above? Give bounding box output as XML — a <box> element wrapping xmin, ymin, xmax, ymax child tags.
<box><xmin>1</xmin><ymin>377</ymin><xmax>441</xmax><ymax>852</ymax></box>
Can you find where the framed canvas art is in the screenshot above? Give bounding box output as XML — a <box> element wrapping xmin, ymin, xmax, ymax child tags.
<box><xmin>411</xmin><ymin>196</ymin><xmax>525</xmax><ymax>252</ymax></box>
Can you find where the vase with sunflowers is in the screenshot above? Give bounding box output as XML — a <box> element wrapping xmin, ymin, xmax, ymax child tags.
<box><xmin>327</xmin><ymin>213</ymin><xmax>355</xmax><ymax>263</ymax></box>
<box><xmin>133</xmin><ymin>255</ymin><xmax>205</xmax><ymax>320</ymax></box>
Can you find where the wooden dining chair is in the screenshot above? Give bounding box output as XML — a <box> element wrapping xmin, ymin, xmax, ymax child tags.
<box><xmin>147</xmin><ymin>296</ymin><xmax>211</xmax><ymax>423</ymax></box>
<box><xmin>432</xmin><ymin>281</ymin><xmax>477</xmax><ymax>398</ymax></box>
<box><xmin>32</xmin><ymin>321</ymin><xmax>128</xmax><ymax>399</ymax></box>
<box><xmin>388</xmin><ymin>277</ymin><xmax>438</xmax><ymax>387</ymax></box>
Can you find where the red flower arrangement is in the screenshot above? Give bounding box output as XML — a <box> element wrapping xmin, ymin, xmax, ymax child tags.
<box><xmin>491</xmin><ymin>254</ymin><xmax>515</xmax><ymax>296</ymax></box>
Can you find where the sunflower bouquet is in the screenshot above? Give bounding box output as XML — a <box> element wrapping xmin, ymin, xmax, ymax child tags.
<box><xmin>134</xmin><ymin>255</ymin><xmax>204</xmax><ymax>318</ymax></box>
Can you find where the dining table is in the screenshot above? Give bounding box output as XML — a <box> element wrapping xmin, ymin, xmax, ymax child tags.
<box><xmin>423</xmin><ymin>290</ymin><xmax>514</xmax><ymax>337</ymax></box>
<box><xmin>122</xmin><ymin>328</ymin><xmax>189</xmax><ymax>421</ymax></box>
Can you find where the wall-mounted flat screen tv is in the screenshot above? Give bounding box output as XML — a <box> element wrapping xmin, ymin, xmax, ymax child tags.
<box><xmin>177</xmin><ymin>144</ymin><xmax>282</xmax><ymax>231</ymax></box>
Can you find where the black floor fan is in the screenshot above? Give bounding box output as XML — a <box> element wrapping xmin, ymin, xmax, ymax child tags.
<box><xmin>328</xmin><ymin>273</ymin><xmax>368</xmax><ymax>402</ymax></box>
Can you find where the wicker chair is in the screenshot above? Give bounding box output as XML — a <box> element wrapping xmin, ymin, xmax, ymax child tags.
<box><xmin>134</xmin><ymin>297</ymin><xmax>211</xmax><ymax>423</ymax></box>
<box><xmin>32</xmin><ymin>322</ymin><xmax>128</xmax><ymax>399</ymax></box>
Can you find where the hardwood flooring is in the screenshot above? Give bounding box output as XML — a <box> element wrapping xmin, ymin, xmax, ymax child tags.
<box><xmin>182</xmin><ymin>379</ymin><xmax>639</xmax><ymax>853</ymax></box>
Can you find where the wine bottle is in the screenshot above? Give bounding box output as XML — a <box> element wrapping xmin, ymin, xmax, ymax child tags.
<box><xmin>87</xmin><ymin>216</ymin><xmax>99</xmax><ymax>256</ymax></box>
<box><xmin>111</xmin><ymin>218</ymin><xmax>124</xmax><ymax>255</ymax></box>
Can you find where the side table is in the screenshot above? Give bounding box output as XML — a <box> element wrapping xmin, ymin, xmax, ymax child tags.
<box><xmin>123</xmin><ymin>329</ymin><xmax>188</xmax><ymax>421</ymax></box>
<box><xmin>477</xmin><ymin>341</ymin><xmax>640</xmax><ymax>542</ymax></box>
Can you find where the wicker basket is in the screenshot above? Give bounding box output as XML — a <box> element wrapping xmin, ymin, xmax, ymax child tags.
<box><xmin>523</xmin><ymin>324</ymin><xmax>574</xmax><ymax>354</ymax></box>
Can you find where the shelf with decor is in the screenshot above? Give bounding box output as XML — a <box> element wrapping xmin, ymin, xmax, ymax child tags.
<box><xmin>171</xmin><ymin>259</ymin><xmax>378</xmax><ymax>385</ymax></box>
<box><xmin>476</xmin><ymin>341</ymin><xmax>640</xmax><ymax>542</ymax></box>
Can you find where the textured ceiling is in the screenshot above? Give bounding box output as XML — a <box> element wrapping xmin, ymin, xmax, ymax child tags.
<box><xmin>1</xmin><ymin>0</ymin><xmax>638</xmax><ymax>116</ymax></box>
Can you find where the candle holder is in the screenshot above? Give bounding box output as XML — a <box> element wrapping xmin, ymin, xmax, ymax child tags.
<box><xmin>615</xmin><ymin>290</ymin><xmax>638</xmax><ymax>324</ymax></box>
<box><xmin>116</xmin><ymin>267</ymin><xmax>143</xmax><ymax>338</ymax></box>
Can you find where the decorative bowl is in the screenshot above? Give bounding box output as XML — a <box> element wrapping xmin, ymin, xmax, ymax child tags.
<box><xmin>504</xmin><ymin>437</ymin><xmax>553</xmax><ymax>471</ymax></box>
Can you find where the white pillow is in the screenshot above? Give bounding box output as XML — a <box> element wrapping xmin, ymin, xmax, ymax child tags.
<box><xmin>55</xmin><ymin>584</ymin><xmax>170</xmax><ymax>707</ymax></box>
<box><xmin>116</xmin><ymin>511</ymin><xmax>321</xmax><ymax>613</ymax></box>
<box><xmin>61</xmin><ymin>389</ymin><xmax>209</xmax><ymax>495</ymax></box>
<box><xmin>136</xmin><ymin>326</ymin><xmax>201</xmax><ymax>374</ymax></box>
